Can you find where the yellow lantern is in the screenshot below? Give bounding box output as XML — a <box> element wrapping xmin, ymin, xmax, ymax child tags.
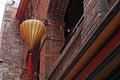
<box><xmin>20</xmin><ymin>19</ymin><xmax>46</xmax><ymax>49</ymax></box>
<box><xmin>20</xmin><ymin>19</ymin><xmax>46</xmax><ymax>77</ymax></box>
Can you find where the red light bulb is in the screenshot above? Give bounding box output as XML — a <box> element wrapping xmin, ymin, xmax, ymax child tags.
<box><xmin>60</xmin><ymin>26</ymin><xmax>63</xmax><ymax>30</ymax></box>
<box><xmin>47</xmin><ymin>33</ymin><xmax>50</xmax><ymax>37</ymax></box>
<box><xmin>67</xmin><ymin>29</ymin><xmax>70</xmax><ymax>32</ymax></box>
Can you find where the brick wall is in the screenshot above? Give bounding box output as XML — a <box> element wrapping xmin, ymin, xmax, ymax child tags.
<box><xmin>0</xmin><ymin>4</ymin><xmax>24</xmax><ymax>80</ymax></box>
<box><xmin>48</xmin><ymin>21</ymin><xmax>83</xmax><ymax>80</ymax></box>
<box><xmin>19</xmin><ymin>0</ymin><xmax>118</xmax><ymax>79</ymax></box>
<box><xmin>36</xmin><ymin>0</ymin><xmax>68</xmax><ymax>79</ymax></box>
<box><xmin>81</xmin><ymin>0</ymin><xmax>111</xmax><ymax>45</ymax></box>
<box><xmin>36</xmin><ymin>0</ymin><xmax>50</xmax><ymax>22</ymax></box>
<box><xmin>48</xmin><ymin>0</ymin><xmax>68</xmax><ymax>22</ymax></box>
<box><xmin>39</xmin><ymin>41</ymin><xmax>46</xmax><ymax>80</ymax></box>
<box><xmin>47</xmin><ymin>0</ymin><xmax>118</xmax><ymax>79</ymax></box>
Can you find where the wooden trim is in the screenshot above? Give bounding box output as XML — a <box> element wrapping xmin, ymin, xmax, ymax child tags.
<box><xmin>64</xmin><ymin>5</ymin><xmax>120</xmax><ymax>80</ymax></box>
<box><xmin>93</xmin><ymin>54</ymin><xmax>120</xmax><ymax>80</ymax></box>
<box><xmin>75</xmin><ymin>30</ymin><xmax>120</xmax><ymax>80</ymax></box>
<box><xmin>48</xmin><ymin>1</ymin><xmax>120</xmax><ymax>79</ymax></box>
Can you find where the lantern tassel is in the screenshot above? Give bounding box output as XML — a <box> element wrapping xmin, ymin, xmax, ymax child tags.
<box><xmin>27</xmin><ymin>53</ymin><xmax>32</xmax><ymax>76</ymax></box>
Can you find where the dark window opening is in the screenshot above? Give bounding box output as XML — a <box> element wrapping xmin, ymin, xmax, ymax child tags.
<box><xmin>64</xmin><ymin>0</ymin><xmax>84</xmax><ymax>39</ymax></box>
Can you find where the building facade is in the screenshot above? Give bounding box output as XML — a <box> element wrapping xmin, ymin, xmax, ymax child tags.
<box><xmin>16</xmin><ymin>0</ymin><xmax>120</xmax><ymax>80</ymax></box>
<box><xmin>0</xmin><ymin>1</ymin><xmax>23</xmax><ymax>80</ymax></box>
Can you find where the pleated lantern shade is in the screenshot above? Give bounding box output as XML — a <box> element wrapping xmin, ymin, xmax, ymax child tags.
<box><xmin>20</xmin><ymin>19</ymin><xmax>46</xmax><ymax>49</ymax></box>
<box><xmin>20</xmin><ymin>19</ymin><xmax>46</xmax><ymax>77</ymax></box>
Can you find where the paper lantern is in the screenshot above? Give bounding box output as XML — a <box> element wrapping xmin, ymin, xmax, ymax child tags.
<box><xmin>20</xmin><ymin>19</ymin><xmax>46</xmax><ymax>77</ymax></box>
<box><xmin>20</xmin><ymin>19</ymin><xmax>46</xmax><ymax>49</ymax></box>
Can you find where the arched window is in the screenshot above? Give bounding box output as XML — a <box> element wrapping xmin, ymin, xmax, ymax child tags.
<box><xmin>64</xmin><ymin>0</ymin><xmax>84</xmax><ymax>39</ymax></box>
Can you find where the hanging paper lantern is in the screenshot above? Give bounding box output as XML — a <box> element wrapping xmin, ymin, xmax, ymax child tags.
<box><xmin>20</xmin><ymin>19</ymin><xmax>46</xmax><ymax>49</ymax></box>
<box><xmin>20</xmin><ymin>19</ymin><xmax>46</xmax><ymax>77</ymax></box>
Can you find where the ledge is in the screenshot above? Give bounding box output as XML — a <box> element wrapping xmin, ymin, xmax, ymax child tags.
<box><xmin>48</xmin><ymin>0</ymin><xmax>120</xmax><ymax>79</ymax></box>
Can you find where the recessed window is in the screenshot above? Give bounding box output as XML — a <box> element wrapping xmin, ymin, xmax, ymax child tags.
<box><xmin>64</xmin><ymin>0</ymin><xmax>84</xmax><ymax>39</ymax></box>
